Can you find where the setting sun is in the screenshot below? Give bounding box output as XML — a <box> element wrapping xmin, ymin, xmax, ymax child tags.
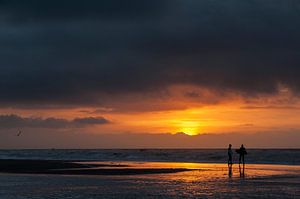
<box><xmin>177</xmin><ymin>120</ymin><xmax>201</xmax><ymax>135</ymax></box>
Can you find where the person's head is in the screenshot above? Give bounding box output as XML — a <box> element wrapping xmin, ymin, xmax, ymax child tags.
<box><xmin>229</xmin><ymin>144</ymin><xmax>232</xmax><ymax>148</ymax></box>
<box><xmin>241</xmin><ymin>144</ymin><xmax>244</xmax><ymax>147</ymax></box>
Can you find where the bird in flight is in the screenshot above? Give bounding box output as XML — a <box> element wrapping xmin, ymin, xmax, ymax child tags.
<box><xmin>17</xmin><ymin>131</ymin><xmax>22</xmax><ymax>136</ymax></box>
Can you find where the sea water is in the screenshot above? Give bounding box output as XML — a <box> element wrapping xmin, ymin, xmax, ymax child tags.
<box><xmin>0</xmin><ymin>149</ymin><xmax>299</xmax><ymax>198</ymax></box>
<box><xmin>0</xmin><ymin>149</ymin><xmax>299</xmax><ymax>165</ymax></box>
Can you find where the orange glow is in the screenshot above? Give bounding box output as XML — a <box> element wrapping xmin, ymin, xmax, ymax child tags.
<box><xmin>2</xmin><ymin>85</ymin><xmax>300</xmax><ymax>135</ymax></box>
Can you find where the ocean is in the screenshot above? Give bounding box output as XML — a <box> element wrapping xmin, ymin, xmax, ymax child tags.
<box><xmin>0</xmin><ymin>149</ymin><xmax>299</xmax><ymax>198</ymax></box>
<box><xmin>0</xmin><ymin>149</ymin><xmax>299</xmax><ymax>165</ymax></box>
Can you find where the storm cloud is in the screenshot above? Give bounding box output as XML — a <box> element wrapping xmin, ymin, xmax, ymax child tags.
<box><xmin>0</xmin><ymin>114</ymin><xmax>110</xmax><ymax>129</ymax></box>
<box><xmin>1</xmin><ymin>0</ymin><xmax>300</xmax><ymax>107</ymax></box>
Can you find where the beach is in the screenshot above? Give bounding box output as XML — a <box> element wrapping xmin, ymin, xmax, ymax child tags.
<box><xmin>2</xmin><ymin>1</ymin><xmax>300</xmax><ymax>198</ymax></box>
<box><xmin>0</xmin><ymin>159</ymin><xmax>299</xmax><ymax>198</ymax></box>
<box><xmin>0</xmin><ymin>159</ymin><xmax>192</xmax><ymax>175</ymax></box>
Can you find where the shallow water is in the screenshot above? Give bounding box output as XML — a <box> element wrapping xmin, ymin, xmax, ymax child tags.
<box><xmin>0</xmin><ymin>162</ymin><xmax>299</xmax><ymax>199</ymax></box>
<box><xmin>0</xmin><ymin>149</ymin><xmax>299</xmax><ymax>165</ymax></box>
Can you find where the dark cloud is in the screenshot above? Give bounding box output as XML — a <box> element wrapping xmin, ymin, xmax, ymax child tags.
<box><xmin>238</xmin><ymin>123</ymin><xmax>254</xmax><ymax>127</ymax></box>
<box><xmin>1</xmin><ymin>1</ymin><xmax>300</xmax><ymax>108</ymax></box>
<box><xmin>184</xmin><ymin>91</ymin><xmax>200</xmax><ymax>98</ymax></box>
<box><xmin>0</xmin><ymin>0</ymin><xmax>164</xmax><ymax>21</ymax></box>
<box><xmin>241</xmin><ymin>105</ymin><xmax>300</xmax><ymax>110</ymax></box>
<box><xmin>72</xmin><ymin>117</ymin><xmax>109</xmax><ymax>125</ymax></box>
<box><xmin>0</xmin><ymin>114</ymin><xmax>109</xmax><ymax>129</ymax></box>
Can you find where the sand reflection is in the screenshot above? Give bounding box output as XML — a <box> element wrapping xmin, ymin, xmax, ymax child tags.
<box><xmin>228</xmin><ymin>164</ymin><xmax>233</xmax><ymax>178</ymax></box>
<box><xmin>77</xmin><ymin>161</ymin><xmax>300</xmax><ymax>181</ymax></box>
<box><xmin>239</xmin><ymin>164</ymin><xmax>245</xmax><ymax>178</ymax></box>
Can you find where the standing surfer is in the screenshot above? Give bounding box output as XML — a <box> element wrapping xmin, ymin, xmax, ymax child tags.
<box><xmin>236</xmin><ymin>144</ymin><xmax>247</xmax><ymax>165</ymax></box>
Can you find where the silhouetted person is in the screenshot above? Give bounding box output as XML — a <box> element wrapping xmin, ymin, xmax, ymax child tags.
<box><xmin>227</xmin><ymin>144</ymin><xmax>233</xmax><ymax>166</ymax></box>
<box><xmin>237</xmin><ymin>144</ymin><xmax>247</xmax><ymax>165</ymax></box>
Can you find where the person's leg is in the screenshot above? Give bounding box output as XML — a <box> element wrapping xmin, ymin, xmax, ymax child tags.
<box><xmin>228</xmin><ymin>156</ymin><xmax>230</xmax><ymax>165</ymax></box>
<box><xmin>242</xmin><ymin>155</ymin><xmax>245</xmax><ymax>165</ymax></box>
<box><xmin>239</xmin><ymin>155</ymin><xmax>241</xmax><ymax>164</ymax></box>
<box><xmin>228</xmin><ymin>155</ymin><xmax>232</xmax><ymax>165</ymax></box>
<box><xmin>228</xmin><ymin>164</ymin><xmax>232</xmax><ymax>178</ymax></box>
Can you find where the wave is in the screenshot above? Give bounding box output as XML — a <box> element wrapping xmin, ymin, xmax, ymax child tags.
<box><xmin>0</xmin><ymin>149</ymin><xmax>299</xmax><ymax>165</ymax></box>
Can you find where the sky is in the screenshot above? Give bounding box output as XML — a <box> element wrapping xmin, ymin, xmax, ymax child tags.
<box><xmin>0</xmin><ymin>0</ymin><xmax>300</xmax><ymax>148</ymax></box>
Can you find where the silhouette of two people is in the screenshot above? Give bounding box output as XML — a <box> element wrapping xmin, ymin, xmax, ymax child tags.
<box><xmin>227</xmin><ymin>144</ymin><xmax>247</xmax><ymax>178</ymax></box>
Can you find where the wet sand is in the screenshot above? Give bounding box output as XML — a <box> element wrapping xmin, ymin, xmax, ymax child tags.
<box><xmin>0</xmin><ymin>161</ymin><xmax>299</xmax><ymax>198</ymax></box>
<box><xmin>0</xmin><ymin>159</ymin><xmax>194</xmax><ymax>175</ymax></box>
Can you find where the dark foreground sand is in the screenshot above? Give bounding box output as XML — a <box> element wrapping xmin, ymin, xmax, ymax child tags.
<box><xmin>0</xmin><ymin>161</ymin><xmax>299</xmax><ymax>198</ymax></box>
<box><xmin>0</xmin><ymin>159</ymin><xmax>193</xmax><ymax>175</ymax></box>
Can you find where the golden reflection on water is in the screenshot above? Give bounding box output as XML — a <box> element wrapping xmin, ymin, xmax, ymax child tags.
<box><xmin>228</xmin><ymin>164</ymin><xmax>233</xmax><ymax>178</ymax></box>
<box><xmin>79</xmin><ymin>161</ymin><xmax>300</xmax><ymax>182</ymax></box>
<box><xmin>151</xmin><ymin>163</ymin><xmax>300</xmax><ymax>185</ymax></box>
